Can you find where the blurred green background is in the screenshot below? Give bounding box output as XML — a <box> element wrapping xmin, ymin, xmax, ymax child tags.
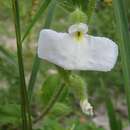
<box><xmin>0</xmin><ymin>0</ymin><xmax>130</xmax><ymax>130</ymax></box>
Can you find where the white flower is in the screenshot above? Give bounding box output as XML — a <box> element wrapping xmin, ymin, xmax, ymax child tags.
<box><xmin>38</xmin><ymin>23</ymin><xmax>118</xmax><ymax>71</ymax></box>
<box><xmin>80</xmin><ymin>99</ymin><xmax>93</xmax><ymax>116</ymax></box>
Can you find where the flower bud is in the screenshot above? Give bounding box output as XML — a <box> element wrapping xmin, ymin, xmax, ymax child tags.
<box><xmin>80</xmin><ymin>99</ymin><xmax>93</xmax><ymax>116</ymax></box>
<box><xmin>69</xmin><ymin>8</ymin><xmax>87</xmax><ymax>23</ymax></box>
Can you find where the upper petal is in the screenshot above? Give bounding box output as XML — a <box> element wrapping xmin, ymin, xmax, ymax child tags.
<box><xmin>68</xmin><ymin>23</ymin><xmax>88</xmax><ymax>34</ymax></box>
<box><xmin>38</xmin><ymin>29</ymin><xmax>118</xmax><ymax>71</ymax></box>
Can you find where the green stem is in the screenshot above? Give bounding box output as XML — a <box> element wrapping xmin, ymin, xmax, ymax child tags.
<box><xmin>28</xmin><ymin>0</ymin><xmax>56</xmax><ymax>101</ymax></box>
<box><xmin>32</xmin><ymin>69</ymin><xmax>68</xmax><ymax>124</ymax></box>
<box><xmin>28</xmin><ymin>55</ymin><xmax>40</xmax><ymax>100</ymax></box>
<box><xmin>33</xmin><ymin>83</ymin><xmax>65</xmax><ymax>124</ymax></box>
<box><xmin>22</xmin><ymin>0</ymin><xmax>52</xmax><ymax>43</ymax></box>
<box><xmin>11</xmin><ymin>0</ymin><xmax>32</xmax><ymax>130</ymax></box>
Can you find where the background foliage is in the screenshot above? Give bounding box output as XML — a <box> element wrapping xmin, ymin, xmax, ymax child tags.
<box><xmin>0</xmin><ymin>0</ymin><xmax>130</xmax><ymax>130</ymax></box>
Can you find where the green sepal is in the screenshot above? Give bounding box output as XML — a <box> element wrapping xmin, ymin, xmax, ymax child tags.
<box><xmin>68</xmin><ymin>74</ymin><xmax>87</xmax><ymax>101</ymax></box>
<box><xmin>69</xmin><ymin>8</ymin><xmax>87</xmax><ymax>23</ymax></box>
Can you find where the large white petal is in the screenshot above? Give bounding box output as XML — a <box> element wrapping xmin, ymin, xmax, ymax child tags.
<box><xmin>83</xmin><ymin>35</ymin><xmax>118</xmax><ymax>71</ymax></box>
<box><xmin>38</xmin><ymin>29</ymin><xmax>118</xmax><ymax>71</ymax></box>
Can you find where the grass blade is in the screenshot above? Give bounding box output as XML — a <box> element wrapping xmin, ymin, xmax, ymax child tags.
<box><xmin>11</xmin><ymin>0</ymin><xmax>28</xmax><ymax>129</ymax></box>
<box><xmin>100</xmin><ymin>78</ymin><xmax>123</xmax><ymax>130</ymax></box>
<box><xmin>28</xmin><ymin>0</ymin><xmax>56</xmax><ymax>101</ymax></box>
<box><xmin>113</xmin><ymin>0</ymin><xmax>130</xmax><ymax>122</ymax></box>
<box><xmin>0</xmin><ymin>45</ymin><xmax>16</xmax><ymax>66</ymax></box>
<box><xmin>28</xmin><ymin>55</ymin><xmax>40</xmax><ymax>100</ymax></box>
<box><xmin>11</xmin><ymin>1</ymin><xmax>32</xmax><ymax>130</ymax></box>
<box><xmin>22</xmin><ymin>0</ymin><xmax>52</xmax><ymax>42</ymax></box>
<box><xmin>87</xmin><ymin>0</ymin><xmax>96</xmax><ymax>23</ymax></box>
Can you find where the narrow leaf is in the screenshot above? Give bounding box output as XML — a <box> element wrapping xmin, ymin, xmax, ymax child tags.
<box><xmin>11</xmin><ymin>0</ymin><xmax>32</xmax><ymax>129</ymax></box>
<box><xmin>22</xmin><ymin>0</ymin><xmax>52</xmax><ymax>42</ymax></box>
<box><xmin>0</xmin><ymin>45</ymin><xmax>16</xmax><ymax>66</ymax></box>
<box><xmin>87</xmin><ymin>0</ymin><xmax>96</xmax><ymax>23</ymax></box>
<box><xmin>100</xmin><ymin>79</ymin><xmax>122</xmax><ymax>130</ymax></box>
<box><xmin>28</xmin><ymin>0</ymin><xmax>56</xmax><ymax>101</ymax></box>
<box><xmin>113</xmin><ymin>0</ymin><xmax>130</xmax><ymax>122</ymax></box>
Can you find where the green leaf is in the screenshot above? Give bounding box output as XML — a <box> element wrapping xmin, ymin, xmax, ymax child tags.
<box><xmin>50</xmin><ymin>102</ymin><xmax>72</xmax><ymax>117</ymax></box>
<box><xmin>68</xmin><ymin>74</ymin><xmax>87</xmax><ymax>100</ymax></box>
<box><xmin>0</xmin><ymin>46</ymin><xmax>18</xmax><ymax>85</ymax></box>
<box><xmin>73</xmin><ymin>120</ymin><xmax>104</xmax><ymax>130</ymax></box>
<box><xmin>42</xmin><ymin>118</ymin><xmax>65</xmax><ymax>130</ymax></box>
<box><xmin>113</xmin><ymin>0</ymin><xmax>130</xmax><ymax>122</ymax></box>
<box><xmin>34</xmin><ymin>82</ymin><xmax>65</xmax><ymax>123</ymax></box>
<box><xmin>40</xmin><ymin>74</ymin><xmax>61</xmax><ymax>105</ymax></box>
<box><xmin>28</xmin><ymin>55</ymin><xmax>40</xmax><ymax>100</ymax></box>
<box><xmin>0</xmin><ymin>104</ymin><xmax>21</xmax><ymax>125</ymax></box>
<box><xmin>22</xmin><ymin>0</ymin><xmax>52</xmax><ymax>42</ymax></box>
<box><xmin>0</xmin><ymin>45</ymin><xmax>16</xmax><ymax>65</ymax></box>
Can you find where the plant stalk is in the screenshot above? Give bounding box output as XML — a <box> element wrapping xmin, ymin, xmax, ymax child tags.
<box><xmin>11</xmin><ymin>0</ymin><xmax>32</xmax><ymax>129</ymax></box>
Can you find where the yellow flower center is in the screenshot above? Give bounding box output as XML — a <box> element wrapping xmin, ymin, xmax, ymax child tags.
<box><xmin>74</xmin><ymin>31</ymin><xmax>84</xmax><ymax>42</ymax></box>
